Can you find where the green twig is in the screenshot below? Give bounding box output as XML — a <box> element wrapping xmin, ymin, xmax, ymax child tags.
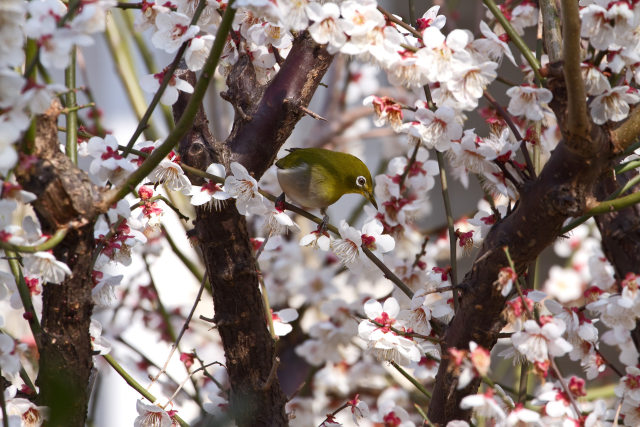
<box><xmin>107</xmin><ymin>1</ymin><xmax>237</xmax><ymax>204</ymax></box>
<box><xmin>436</xmin><ymin>152</ymin><xmax>458</xmax><ymax>311</ymax></box>
<box><xmin>561</xmin><ymin>174</ymin><xmax>640</xmax><ymax>234</ymax></box>
<box><xmin>122</xmin><ymin>0</ymin><xmax>208</xmax><ymax>156</ymax></box>
<box><xmin>123</xmin><ymin>10</ymin><xmax>175</xmax><ymax>130</ymax></box>
<box><xmin>6</xmin><ymin>253</ymin><xmax>43</xmax><ymax>343</ymax></box>
<box><xmin>65</xmin><ymin>47</ymin><xmax>78</xmax><ymax>164</ymax></box>
<box><xmin>483</xmin><ymin>0</ymin><xmax>544</xmax><ymax>85</ymax></box>
<box><xmin>391</xmin><ymin>361</ymin><xmax>432</xmax><ymax>399</ymax></box>
<box><xmin>104</xmin><ymin>13</ymin><xmax>159</xmax><ymax>140</ymax></box>
<box><xmin>0</xmin><ymin>228</ymin><xmax>68</xmax><ymax>254</ymax></box>
<box><xmin>103</xmin><ymin>354</ymin><xmax>189</xmax><ymax>427</ymax></box>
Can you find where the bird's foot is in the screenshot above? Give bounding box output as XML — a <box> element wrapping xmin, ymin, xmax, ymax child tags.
<box><xmin>317</xmin><ymin>213</ymin><xmax>330</xmax><ymax>234</ymax></box>
<box><xmin>275</xmin><ymin>192</ymin><xmax>286</xmax><ymax>212</ymax></box>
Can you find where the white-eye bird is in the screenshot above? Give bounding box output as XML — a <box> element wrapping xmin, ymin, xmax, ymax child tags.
<box><xmin>275</xmin><ymin>148</ymin><xmax>377</xmax><ymax>223</ymax></box>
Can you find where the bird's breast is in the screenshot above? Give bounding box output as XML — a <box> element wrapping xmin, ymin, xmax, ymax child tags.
<box><xmin>276</xmin><ymin>164</ymin><xmax>338</xmax><ymax>209</ymax></box>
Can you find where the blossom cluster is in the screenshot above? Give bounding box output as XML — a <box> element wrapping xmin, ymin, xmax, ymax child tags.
<box><xmin>2</xmin><ymin>0</ymin><xmax>640</xmax><ymax>426</ymax></box>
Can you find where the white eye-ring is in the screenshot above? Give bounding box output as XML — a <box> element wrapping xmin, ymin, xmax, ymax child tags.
<box><xmin>356</xmin><ymin>176</ymin><xmax>366</xmax><ymax>187</ymax></box>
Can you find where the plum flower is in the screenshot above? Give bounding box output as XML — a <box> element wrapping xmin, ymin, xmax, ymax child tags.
<box><xmin>358</xmin><ymin>298</ymin><xmax>422</xmax><ymax>366</ymax></box>
<box><xmin>305</xmin><ymin>2</ymin><xmax>351</xmax><ymax>54</ymax></box>
<box><xmin>140</xmin><ymin>69</ymin><xmax>194</xmax><ymax>106</ymax></box>
<box><xmin>151</xmin><ymin>11</ymin><xmax>199</xmax><ymax>54</ymax></box>
<box><xmin>299</xmin><ymin>230</ymin><xmax>331</xmax><ymax>251</ymax></box>
<box><xmin>188</xmin><ymin>163</ymin><xmax>231</xmax><ymax>210</ymax></box>
<box><xmin>360</xmin><ymin>219</ymin><xmax>395</xmax><ymax>258</ymax></box>
<box><xmin>134</xmin><ymin>400</ymin><xmax>172</xmax><ymax>427</ymax></box>
<box><xmin>262</xmin><ymin>202</ymin><xmax>299</xmax><ymax>236</ymax></box>
<box><xmin>272</xmin><ymin>308</ymin><xmax>299</xmax><ymax>337</ymax></box>
<box><xmin>149</xmin><ymin>157</ymin><xmax>192</xmax><ymax>194</ymax></box>
<box><xmin>590</xmin><ymin>85</ymin><xmax>640</xmax><ymax>125</ymax></box>
<box><xmin>22</xmin><ymin>251</ymin><xmax>72</xmax><ymax>284</ymax></box>
<box><xmin>510</xmin><ymin>316</ymin><xmax>573</xmax><ymax>363</ymax></box>
<box><xmin>224</xmin><ymin>162</ymin><xmax>266</xmax><ymax>215</ymax></box>
<box><xmin>506</xmin><ymin>85</ymin><xmax>553</xmax><ymax>121</ymax></box>
<box><xmin>414</xmin><ymin>105</ymin><xmax>463</xmax><ymax>152</ymax></box>
<box><xmin>86</xmin><ymin>135</ymin><xmax>137</xmax><ymax>185</ymax></box>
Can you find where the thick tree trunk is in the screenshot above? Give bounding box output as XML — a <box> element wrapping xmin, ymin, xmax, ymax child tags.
<box><xmin>175</xmin><ymin>32</ymin><xmax>333</xmax><ymax>425</ymax></box>
<box><xmin>15</xmin><ymin>102</ymin><xmax>104</xmax><ymax>426</ymax></box>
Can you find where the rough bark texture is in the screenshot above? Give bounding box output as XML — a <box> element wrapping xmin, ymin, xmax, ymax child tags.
<box><xmin>175</xmin><ymin>32</ymin><xmax>333</xmax><ymax>426</ymax></box>
<box><xmin>427</xmin><ymin>67</ymin><xmax>615</xmax><ymax>423</ymax></box>
<box><xmin>593</xmin><ymin>172</ymin><xmax>640</xmax><ymax>353</ymax></box>
<box><xmin>15</xmin><ymin>102</ymin><xmax>105</xmax><ymax>426</ymax></box>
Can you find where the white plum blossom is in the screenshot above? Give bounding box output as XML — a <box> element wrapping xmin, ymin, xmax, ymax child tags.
<box><xmin>185</xmin><ymin>34</ymin><xmax>214</xmax><ymax>71</ymax></box>
<box><xmin>224</xmin><ymin>161</ymin><xmax>266</xmax><ymax>215</ymax></box>
<box><xmin>134</xmin><ymin>400</ymin><xmax>172</xmax><ymax>427</ymax></box>
<box><xmin>331</xmin><ymin>220</ymin><xmax>364</xmax><ymax>267</ymax></box>
<box><xmin>460</xmin><ymin>390</ymin><xmax>506</xmax><ymax>422</ymax></box>
<box><xmin>448</xmin><ymin>61</ymin><xmax>498</xmax><ymax>110</ymax></box>
<box><xmin>23</xmin><ymin>251</ymin><xmax>72</xmax><ymax>284</ymax></box>
<box><xmin>359</xmin><ymin>219</ymin><xmax>395</xmax><ymax>258</ymax></box>
<box><xmin>151</xmin><ymin>11</ymin><xmax>199</xmax><ymax>53</ymax></box>
<box><xmin>473</xmin><ymin>21</ymin><xmax>516</xmax><ymax>66</ymax></box>
<box><xmin>272</xmin><ymin>308</ymin><xmax>299</xmax><ymax>337</ymax></box>
<box><xmin>511</xmin><ymin>317</ymin><xmax>573</xmax><ymax>363</ymax></box>
<box><xmin>262</xmin><ymin>202</ymin><xmax>299</xmax><ymax>236</ymax></box>
<box><xmin>85</xmin><ymin>135</ymin><xmax>137</xmax><ymax>185</ymax></box>
<box><xmin>590</xmin><ymin>85</ymin><xmax>640</xmax><ymax>125</ymax></box>
<box><xmin>188</xmin><ymin>163</ymin><xmax>231</xmax><ymax>210</ymax></box>
<box><xmin>3</xmin><ymin>386</ymin><xmax>48</xmax><ymax>426</ymax></box>
<box><xmin>278</xmin><ymin>0</ymin><xmax>309</xmax><ymax>32</ymax></box>
<box><xmin>358</xmin><ymin>298</ymin><xmax>422</xmax><ymax>366</ymax></box>
<box><xmin>414</xmin><ymin>105</ymin><xmax>463</xmax><ymax>152</ymax></box>
<box><xmin>543</xmin><ymin>266</ymin><xmax>584</xmax><ymax>303</ymax></box>
<box><xmin>149</xmin><ymin>158</ymin><xmax>192</xmax><ymax>194</ymax></box>
<box><xmin>417</xmin><ymin>5</ymin><xmax>446</xmax><ymax>33</ymax></box>
<box><xmin>0</xmin><ymin>333</ymin><xmax>21</xmax><ymax>378</ymax></box>
<box><xmin>299</xmin><ymin>230</ymin><xmax>331</xmax><ymax>251</ymax></box>
<box><xmin>305</xmin><ymin>2</ymin><xmax>350</xmax><ymax>54</ymax></box>
<box><xmin>90</xmin><ymin>319</ymin><xmax>111</xmax><ymax>355</ymax></box>
<box><xmin>505</xmin><ymin>85</ymin><xmax>553</xmax><ymax>121</ymax></box>
<box><xmin>140</xmin><ymin>70</ymin><xmax>194</xmax><ymax>106</ymax></box>
<box><xmin>582</xmin><ymin>64</ymin><xmax>610</xmax><ymax>96</ymax></box>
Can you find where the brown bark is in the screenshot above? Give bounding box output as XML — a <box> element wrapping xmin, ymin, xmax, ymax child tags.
<box><xmin>427</xmin><ymin>69</ymin><xmax>615</xmax><ymax>423</ymax></box>
<box><xmin>175</xmin><ymin>32</ymin><xmax>332</xmax><ymax>426</ymax></box>
<box><xmin>15</xmin><ymin>102</ymin><xmax>106</xmax><ymax>426</ymax></box>
<box><xmin>593</xmin><ymin>172</ymin><xmax>640</xmax><ymax>353</ymax></box>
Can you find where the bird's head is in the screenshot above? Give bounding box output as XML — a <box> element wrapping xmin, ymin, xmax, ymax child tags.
<box><xmin>347</xmin><ymin>162</ymin><xmax>377</xmax><ymax>210</ymax></box>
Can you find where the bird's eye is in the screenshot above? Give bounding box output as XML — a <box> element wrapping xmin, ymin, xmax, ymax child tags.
<box><xmin>356</xmin><ymin>176</ymin><xmax>366</xmax><ymax>187</ymax></box>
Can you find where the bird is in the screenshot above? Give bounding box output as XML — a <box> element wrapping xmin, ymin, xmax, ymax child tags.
<box><xmin>275</xmin><ymin>148</ymin><xmax>377</xmax><ymax>228</ymax></box>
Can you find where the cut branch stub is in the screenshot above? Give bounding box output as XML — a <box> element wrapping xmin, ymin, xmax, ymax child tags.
<box><xmin>16</xmin><ymin>101</ymin><xmax>107</xmax><ymax>230</ymax></box>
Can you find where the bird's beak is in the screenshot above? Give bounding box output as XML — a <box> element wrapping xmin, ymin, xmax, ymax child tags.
<box><xmin>366</xmin><ymin>190</ymin><xmax>378</xmax><ymax>210</ymax></box>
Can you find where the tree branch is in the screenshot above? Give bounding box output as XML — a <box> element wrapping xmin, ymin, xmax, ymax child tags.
<box><xmin>174</xmin><ymin>31</ymin><xmax>333</xmax><ymax>426</ymax></box>
<box><xmin>540</xmin><ymin>0</ymin><xmax>563</xmax><ymax>63</ymax></box>
<box><xmin>427</xmin><ymin>128</ymin><xmax>612</xmax><ymax>422</ymax></box>
<box><xmin>611</xmin><ymin>107</ymin><xmax>640</xmax><ymax>153</ymax></box>
<box><xmin>561</xmin><ymin>0</ymin><xmax>590</xmax><ymax>142</ymax></box>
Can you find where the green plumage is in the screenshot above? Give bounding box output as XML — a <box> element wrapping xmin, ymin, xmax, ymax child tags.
<box><xmin>275</xmin><ymin>148</ymin><xmax>376</xmax><ymax>210</ymax></box>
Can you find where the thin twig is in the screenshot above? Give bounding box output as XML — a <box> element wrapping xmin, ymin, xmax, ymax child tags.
<box><xmin>148</xmin><ymin>272</ymin><xmax>208</xmax><ymax>387</ymax></box>
<box><xmin>377</xmin><ymin>5</ymin><xmax>423</xmax><ymax>39</ymax></box>
<box><xmin>122</xmin><ymin>0</ymin><xmax>209</xmax><ymax>156</ymax></box>
<box><xmin>103</xmin><ymin>354</ymin><xmax>189</xmax><ymax>427</ymax></box>
<box><xmin>484</xmin><ymin>91</ymin><xmax>535</xmax><ymax>178</ymax></box>
<box><xmin>106</xmin><ymin>1</ymin><xmax>237</xmax><ymax>205</ymax></box>
<box><xmin>483</xmin><ymin>0</ymin><xmax>544</xmax><ymax>85</ymax></box>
